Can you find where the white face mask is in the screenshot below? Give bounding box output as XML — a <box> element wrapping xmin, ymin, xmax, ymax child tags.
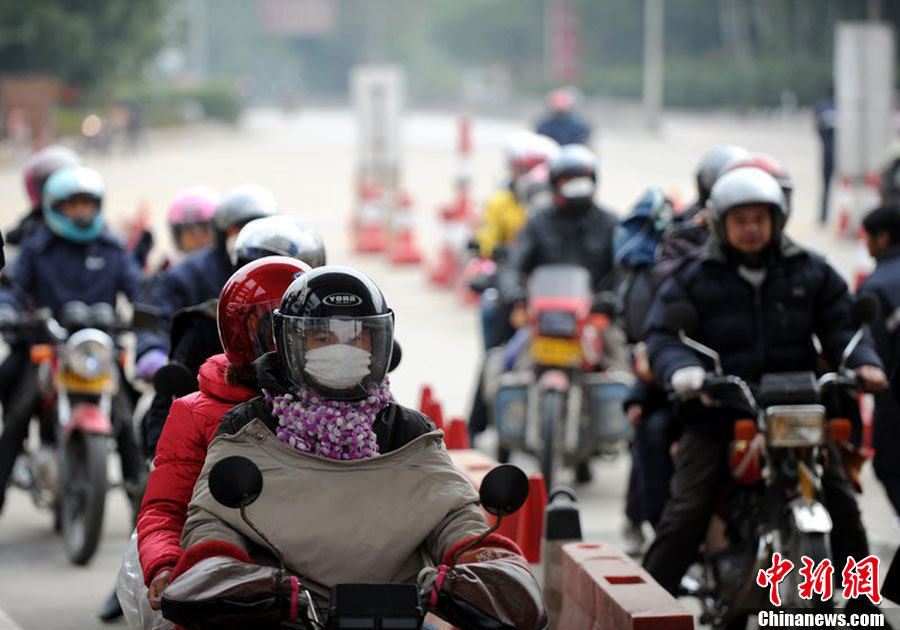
<box><xmin>304</xmin><ymin>344</ymin><xmax>372</xmax><ymax>390</ymax></box>
<box><xmin>559</xmin><ymin>176</ymin><xmax>595</xmax><ymax>200</ymax></box>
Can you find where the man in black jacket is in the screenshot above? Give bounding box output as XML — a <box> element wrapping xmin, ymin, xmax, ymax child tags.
<box><xmin>859</xmin><ymin>204</ymin><xmax>900</xmax><ymax>517</ymax></box>
<box><xmin>499</xmin><ymin>144</ymin><xmax>617</xmax><ymax>302</ymax></box>
<box><xmin>642</xmin><ymin>166</ymin><xmax>887</xmax><ymax>607</ymax></box>
<box><xmin>470</xmin><ymin>145</ymin><xmax>618</xmax><ymax>440</ymax></box>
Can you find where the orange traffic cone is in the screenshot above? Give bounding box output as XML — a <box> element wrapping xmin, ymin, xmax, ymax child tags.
<box><xmin>389</xmin><ymin>190</ymin><xmax>422</xmax><ymax>265</ymax></box>
<box><xmin>426</xmin><ymin>399</ymin><xmax>445</xmax><ymax>432</ymax></box>
<box><xmin>354</xmin><ymin>180</ymin><xmax>387</xmax><ymax>253</ymax></box>
<box><xmin>445</xmin><ymin>417</ymin><xmax>470</xmax><ymax>450</ymax></box>
<box><xmin>418</xmin><ymin>384</ymin><xmax>434</xmax><ymax>414</ymax></box>
<box><xmin>516</xmin><ymin>474</ymin><xmax>548</xmax><ymax>563</ymax></box>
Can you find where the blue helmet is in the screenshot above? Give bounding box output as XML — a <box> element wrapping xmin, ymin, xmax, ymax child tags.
<box><xmin>42</xmin><ymin>166</ymin><xmax>105</xmax><ymax>242</ymax></box>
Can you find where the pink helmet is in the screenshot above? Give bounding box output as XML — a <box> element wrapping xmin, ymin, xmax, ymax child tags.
<box><xmin>548</xmin><ymin>88</ymin><xmax>577</xmax><ymax>112</ymax></box>
<box><xmin>168</xmin><ymin>186</ymin><xmax>220</xmax><ymax>227</ymax></box>
<box><xmin>24</xmin><ymin>145</ymin><xmax>82</xmax><ymax>209</ymax></box>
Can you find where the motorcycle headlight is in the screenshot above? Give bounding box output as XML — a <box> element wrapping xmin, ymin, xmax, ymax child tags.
<box><xmin>537</xmin><ymin>310</ymin><xmax>577</xmax><ymax>337</ymax></box>
<box><xmin>766</xmin><ymin>405</ymin><xmax>825</xmax><ymax>447</ymax></box>
<box><xmin>65</xmin><ymin>329</ymin><xmax>114</xmax><ymax>380</ymax></box>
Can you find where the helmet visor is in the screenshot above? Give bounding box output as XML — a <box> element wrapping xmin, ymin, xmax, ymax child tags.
<box><xmin>276</xmin><ymin>312</ymin><xmax>393</xmax><ymax>400</ymax></box>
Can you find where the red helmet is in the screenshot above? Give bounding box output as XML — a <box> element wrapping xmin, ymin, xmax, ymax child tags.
<box><xmin>218</xmin><ymin>256</ymin><xmax>312</xmax><ymax>366</ymax></box>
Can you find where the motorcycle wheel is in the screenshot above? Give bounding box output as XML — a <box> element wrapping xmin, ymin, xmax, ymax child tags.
<box><xmin>60</xmin><ymin>432</ymin><xmax>108</xmax><ymax>566</ymax></box>
<box><xmin>540</xmin><ymin>390</ymin><xmax>565</xmax><ymax>495</ymax></box>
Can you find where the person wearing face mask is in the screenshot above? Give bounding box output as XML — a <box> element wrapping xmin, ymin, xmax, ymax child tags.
<box><xmin>139</xmin><ymin>214</ymin><xmax>328</xmax><ymax>458</ymax></box>
<box><xmin>498</xmin><ymin>143</ymin><xmax>618</xmax><ymax>304</ymax></box>
<box><xmin>134</xmin><ymin>184</ymin><xmax>277</xmax><ymax>385</ymax></box>
<box><xmin>641</xmin><ymin>167</ymin><xmax>887</xmax><ymax>620</ymax></box>
<box><xmin>160</xmin><ymin>266</ymin><xmax>547</xmax><ymax>629</ymax></box>
<box><xmin>122</xmin><ymin>256</ymin><xmax>310</xmax><ymax>624</ymax></box>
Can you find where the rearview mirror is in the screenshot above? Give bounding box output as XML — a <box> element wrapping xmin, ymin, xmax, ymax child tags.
<box><xmin>208</xmin><ymin>456</ymin><xmax>263</xmax><ymax>509</ymax></box>
<box><xmin>152</xmin><ymin>361</ymin><xmax>199</xmax><ymax>398</ymax></box>
<box><xmin>479</xmin><ymin>464</ymin><xmax>529</xmax><ymax>517</ymax></box>
<box><xmin>663</xmin><ymin>301</ymin><xmax>699</xmax><ymax>337</ymax></box>
<box><xmin>131</xmin><ymin>304</ymin><xmax>161</xmax><ymax>331</ymax></box>
<box><xmin>852</xmin><ymin>293</ymin><xmax>880</xmax><ymax>328</ymax></box>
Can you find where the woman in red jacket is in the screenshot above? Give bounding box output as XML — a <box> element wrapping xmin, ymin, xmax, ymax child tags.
<box><xmin>136</xmin><ymin>255</ymin><xmax>311</xmax><ymax>609</ymax></box>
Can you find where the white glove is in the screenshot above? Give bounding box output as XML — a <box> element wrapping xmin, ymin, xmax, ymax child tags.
<box><xmin>670</xmin><ymin>366</ymin><xmax>706</xmax><ymax>396</ymax></box>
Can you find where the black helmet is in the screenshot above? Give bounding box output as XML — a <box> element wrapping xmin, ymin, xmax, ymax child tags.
<box><xmin>548</xmin><ymin>144</ymin><xmax>597</xmax><ymax>210</ymax></box>
<box><xmin>274</xmin><ymin>266</ymin><xmax>394</xmax><ymax>400</ymax></box>
<box><xmin>695</xmin><ymin>145</ymin><xmax>750</xmax><ymax>205</ymax></box>
<box><xmin>231</xmin><ymin>215</ymin><xmax>327</xmax><ymax>269</ymax></box>
<box><xmin>213</xmin><ymin>184</ymin><xmax>278</xmax><ymax>251</ymax></box>
<box><xmin>708</xmin><ymin>167</ymin><xmax>786</xmax><ymax>246</ymax></box>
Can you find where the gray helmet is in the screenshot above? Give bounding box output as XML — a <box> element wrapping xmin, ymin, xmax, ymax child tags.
<box><xmin>213</xmin><ymin>184</ymin><xmax>278</xmax><ymax>250</ymax></box>
<box><xmin>231</xmin><ymin>215</ymin><xmax>327</xmax><ymax>269</ymax></box>
<box><xmin>696</xmin><ymin>145</ymin><xmax>750</xmax><ymax>204</ymax></box>
<box><xmin>708</xmin><ymin>167</ymin><xmax>786</xmax><ymax>245</ymax></box>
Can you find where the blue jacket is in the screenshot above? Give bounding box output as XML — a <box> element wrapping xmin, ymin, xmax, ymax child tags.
<box><xmin>858</xmin><ymin>245</ymin><xmax>900</xmax><ymax>373</ymax></box>
<box><xmin>135</xmin><ymin>245</ymin><xmax>232</xmax><ymax>357</ymax></box>
<box><xmin>536</xmin><ymin>112</ymin><xmax>591</xmax><ymax>146</ymax></box>
<box><xmin>1</xmin><ymin>225</ymin><xmax>141</xmax><ymax>317</ymax></box>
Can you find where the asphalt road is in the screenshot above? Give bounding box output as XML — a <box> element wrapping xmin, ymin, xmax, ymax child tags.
<box><xmin>0</xmin><ymin>107</ymin><xmax>895</xmax><ymax>629</ymax></box>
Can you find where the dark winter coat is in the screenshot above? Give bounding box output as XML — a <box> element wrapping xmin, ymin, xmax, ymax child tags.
<box><xmin>499</xmin><ymin>203</ymin><xmax>618</xmax><ymax>302</ymax></box>
<box><xmin>136</xmin><ymin>245</ymin><xmax>232</xmax><ymax>357</ymax></box>
<box><xmin>0</xmin><ymin>225</ymin><xmax>141</xmax><ymax>316</ymax></box>
<box><xmin>644</xmin><ymin>236</ymin><xmax>881</xmax><ymax>435</ymax></box>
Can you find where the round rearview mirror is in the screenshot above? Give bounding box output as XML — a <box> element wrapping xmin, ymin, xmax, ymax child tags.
<box><xmin>663</xmin><ymin>301</ymin><xmax>699</xmax><ymax>337</ymax></box>
<box><xmin>208</xmin><ymin>456</ymin><xmax>263</xmax><ymax>509</ymax></box>
<box><xmin>479</xmin><ymin>464</ymin><xmax>529</xmax><ymax>518</ymax></box>
<box><xmin>852</xmin><ymin>293</ymin><xmax>880</xmax><ymax>328</ymax></box>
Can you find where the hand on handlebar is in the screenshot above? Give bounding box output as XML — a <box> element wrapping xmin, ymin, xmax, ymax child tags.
<box><xmin>670</xmin><ymin>366</ymin><xmax>706</xmax><ymax>396</ymax></box>
<box><xmin>855</xmin><ymin>365</ymin><xmax>887</xmax><ymax>393</ymax></box>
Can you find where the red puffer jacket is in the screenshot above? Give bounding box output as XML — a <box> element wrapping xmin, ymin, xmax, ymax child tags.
<box><xmin>137</xmin><ymin>354</ymin><xmax>257</xmax><ymax>585</ymax></box>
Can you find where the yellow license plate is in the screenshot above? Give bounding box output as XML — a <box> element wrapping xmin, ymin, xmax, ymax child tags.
<box><xmin>60</xmin><ymin>372</ymin><xmax>113</xmax><ymax>394</ymax></box>
<box><xmin>531</xmin><ymin>336</ymin><xmax>582</xmax><ymax>366</ymax></box>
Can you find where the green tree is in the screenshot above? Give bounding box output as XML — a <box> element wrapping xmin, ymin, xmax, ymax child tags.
<box><xmin>0</xmin><ymin>0</ymin><xmax>167</xmax><ymax>91</ymax></box>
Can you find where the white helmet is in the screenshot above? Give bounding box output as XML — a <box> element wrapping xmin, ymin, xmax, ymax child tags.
<box><xmin>708</xmin><ymin>167</ymin><xmax>786</xmax><ymax>245</ymax></box>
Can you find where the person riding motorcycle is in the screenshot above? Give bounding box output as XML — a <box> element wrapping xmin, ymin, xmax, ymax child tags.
<box><xmin>167</xmin><ymin>186</ymin><xmax>220</xmax><ymax>257</ymax></box>
<box><xmin>475</xmin><ymin>131</ymin><xmax>559</xmax><ymax>260</ymax></box>
<box><xmin>160</xmin><ymin>267</ymin><xmax>547</xmax><ymax>629</ymax></box>
<box><xmin>498</xmin><ymin>143</ymin><xmax>618</xmax><ymax>302</ymax></box>
<box><xmin>133</xmin><ymin>256</ymin><xmax>311</xmax><ymax>615</ymax></box>
<box><xmin>141</xmin><ymin>214</ymin><xmax>327</xmax><ymax>456</ymax></box>
<box><xmin>134</xmin><ymin>184</ymin><xmax>278</xmax><ymax>385</ymax></box>
<box><xmin>641</xmin><ymin>167</ymin><xmax>887</xmax><ymax>617</ymax></box>
<box><xmin>535</xmin><ymin>87</ymin><xmax>591</xmax><ymax>146</ymax></box>
<box><xmin>0</xmin><ymin>165</ymin><xmax>144</xmax><ymax>515</ymax></box>
<box><xmin>6</xmin><ymin>145</ymin><xmax>82</xmax><ymax>247</ymax></box>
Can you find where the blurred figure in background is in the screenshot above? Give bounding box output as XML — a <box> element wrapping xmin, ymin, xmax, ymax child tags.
<box><xmin>814</xmin><ymin>86</ymin><xmax>836</xmax><ymax>224</ymax></box>
<box><xmin>536</xmin><ymin>87</ymin><xmax>591</xmax><ymax>146</ymax></box>
<box><xmin>7</xmin><ymin>145</ymin><xmax>82</xmax><ymax>247</ymax></box>
<box><xmin>859</xmin><ymin>203</ymin><xmax>900</xmax><ymax>519</ymax></box>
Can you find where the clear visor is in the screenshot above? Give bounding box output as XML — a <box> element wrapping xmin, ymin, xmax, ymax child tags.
<box><xmin>276</xmin><ymin>313</ymin><xmax>393</xmax><ymax>400</ymax></box>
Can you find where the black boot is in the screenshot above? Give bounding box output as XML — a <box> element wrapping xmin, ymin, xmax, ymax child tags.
<box><xmin>97</xmin><ymin>587</ymin><xmax>123</xmax><ymax>623</ymax></box>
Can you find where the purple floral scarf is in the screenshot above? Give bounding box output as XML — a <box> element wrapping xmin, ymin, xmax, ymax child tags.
<box><xmin>268</xmin><ymin>379</ymin><xmax>392</xmax><ymax>460</ymax></box>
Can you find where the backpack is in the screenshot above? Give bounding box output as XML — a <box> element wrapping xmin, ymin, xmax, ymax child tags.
<box><xmin>613</xmin><ymin>188</ymin><xmax>674</xmax><ymax>343</ymax></box>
